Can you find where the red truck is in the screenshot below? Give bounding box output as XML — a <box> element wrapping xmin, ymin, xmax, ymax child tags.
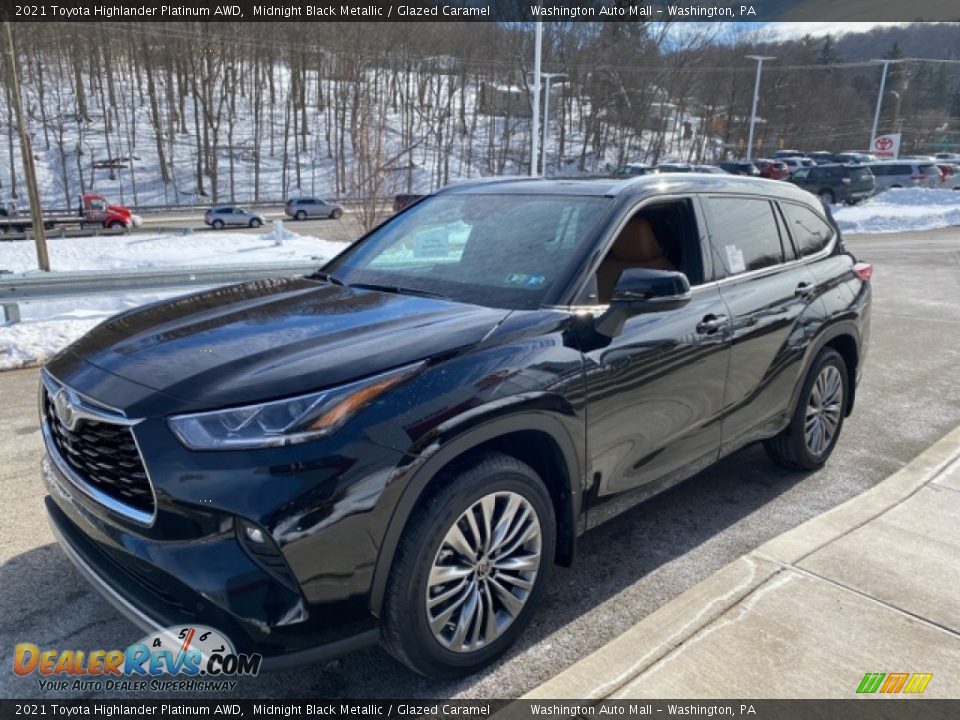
<box><xmin>0</xmin><ymin>193</ymin><xmax>141</xmax><ymax>233</ymax></box>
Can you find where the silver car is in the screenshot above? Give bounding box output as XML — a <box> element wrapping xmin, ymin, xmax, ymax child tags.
<box><xmin>204</xmin><ymin>206</ymin><xmax>266</xmax><ymax>229</ymax></box>
<box><xmin>284</xmin><ymin>197</ymin><xmax>343</xmax><ymax>220</ymax></box>
<box><xmin>869</xmin><ymin>161</ymin><xmax>942</xmax><ymax>192</ymax></box>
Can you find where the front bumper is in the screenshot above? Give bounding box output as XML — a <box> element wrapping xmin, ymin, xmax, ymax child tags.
<box><xmin>43</xmin><ymin>454</ymin><xmax>379</xmax><ymax>669</ymax></box>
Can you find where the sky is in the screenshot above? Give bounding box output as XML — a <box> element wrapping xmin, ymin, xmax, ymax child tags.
<box><xmin>765</xmin><ymin>22</ymin><xmax>911</xmax><ymax>40</ymax></box>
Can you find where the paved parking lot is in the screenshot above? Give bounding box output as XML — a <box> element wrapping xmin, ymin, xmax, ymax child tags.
<box><xmin>1</xmin><ymin>227</ymin><xmax>958</xmax><ymax>699</ymax></box>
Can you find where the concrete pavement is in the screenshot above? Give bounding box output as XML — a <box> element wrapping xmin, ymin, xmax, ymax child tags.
<box><xmin>528</xmin><ymin>424</ymin><xmax>960</xmax><ymax>699</ymax></box>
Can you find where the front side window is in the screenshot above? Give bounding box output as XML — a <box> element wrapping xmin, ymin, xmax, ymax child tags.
<box><xmin>780</xmin><ymin>202</ymin><xmax>834</xmax><ymax>257</ymax></box>
<box><xmin>705</xmin><ymin>197</ymin><xmax>785</xmax><ymax>277</ymax></box>
<box><xmin>325</xmin><ymin>194</ymin><xmax>609</xmax><ymax>310</ymax></box>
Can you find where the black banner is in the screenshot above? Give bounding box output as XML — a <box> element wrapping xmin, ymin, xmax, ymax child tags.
<box><xmin>1</xmin><ymin>0</ymin><xmax>959</xmax><ymax>23</ymax></box>
<box><xmin>1</xmin><ymin>700</ymin><xmax>959</xmax><ymax>720</ymax></box>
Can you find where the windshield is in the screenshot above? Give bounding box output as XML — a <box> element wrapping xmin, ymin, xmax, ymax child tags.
<box><xmin>324</xmin><ymin>193</ymin><xmax>609</xmax><ymax>309</ymax></box>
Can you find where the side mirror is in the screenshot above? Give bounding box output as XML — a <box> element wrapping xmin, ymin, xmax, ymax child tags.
<box><xmin>595</xmin><ymin>268</ymin><xmax>692</xmax><ymax>338</ymax></box>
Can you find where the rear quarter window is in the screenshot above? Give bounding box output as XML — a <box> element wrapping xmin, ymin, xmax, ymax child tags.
<box><xmin>780</xmin><ymin>202</ymin><xmax>834</xmax><ymax>258</ymax></box>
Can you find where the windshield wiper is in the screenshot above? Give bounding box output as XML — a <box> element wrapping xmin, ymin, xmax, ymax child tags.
<box><xmin>349</xmin><ymin>282</ymin><xmax>450</xmax><ymax>301</ymax></box>
<box><xmin>309</xmin><ymin>271</ymin><xmax>345</xmax><ymax>286</ymax></box>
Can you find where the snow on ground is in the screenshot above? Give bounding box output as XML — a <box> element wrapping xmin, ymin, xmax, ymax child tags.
<box><xmin>834</xmin><ymin>188</ymin><xmax>960</xmax><ymax>234</ymax></box>
<box><xmin>0</xmin><ymin>225</ymin><xmax>345</xmax><ymax>370</ymax></box>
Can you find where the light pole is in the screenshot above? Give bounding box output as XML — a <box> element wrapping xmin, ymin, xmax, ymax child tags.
<box><xmin>530</xmin><ymin>22</ymin><xmax>543</xmax><ymax>176</ymax></box>
<box><xmin>745</xmin><ymin>55</ymin><xmax>775</xmax><ymax>161</ymax></box>
<box><xmin>538</xmin><ymin>73</ymin><xmax>568</xmax><ymax>176</ymax></box>
<box><xmin>869</xmin><ymin>59</ymin><xmax>891</xmax><ymax>152</ymax></box>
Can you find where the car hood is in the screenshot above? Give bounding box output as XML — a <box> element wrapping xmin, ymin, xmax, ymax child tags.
<box><xmin>63</xmin><ymin>277</ymin><xmax>510</xmax><ymax>409</ymax></box>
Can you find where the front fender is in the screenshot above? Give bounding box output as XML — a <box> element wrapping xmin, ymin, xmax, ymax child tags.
<box><xmin>368</xmin><ymin>401</ymin><xmax>585</xmax><ymax>617</ymax></box>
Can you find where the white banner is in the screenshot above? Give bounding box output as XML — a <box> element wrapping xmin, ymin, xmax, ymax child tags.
<box><xmin>872</xmin><ymin>133</ymin><xmax>902</xmax><ymax>159</ymax></box>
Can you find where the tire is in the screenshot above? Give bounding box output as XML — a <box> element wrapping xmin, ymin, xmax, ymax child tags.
<box><xmin>249</xmin><ymin>218</ymin><xmax>262</xmax><ymax>228</ymax></box>
<box><xmin>764</xmin><ymin>348</ymin><xmax>848</xmax><ymax>471</ymax></box>
<box><xmin>107</xmin><ymin>220</ymin><xmax>123</xmax><ymax>229</ymax></box>
<box><xmin>381</xmin><ymin>452</ymin><xmax>556</xmax><ymax>679</ymax></box>
<box><xmin>295</xmin><ymin>210</ymin><xmax>306</xmax><ymax>220</ymax></box>
<box><xmin>818</xmin><ymin>189</ymin><xmax>835</xmax><ymax>204</ymax></box>
<box><xmin>890</xmin><ymin>185</ymin><xmax>902</xmax><ymax>189</ymax></box>
<box><xmin>330</xmin><ymin>207</ymin><xmax>343</xmax><ymax>220</ymax></box>
<box><xmin>212</xmin><ymin>219</ymin><xmax>225</xmax><ymax>230</ymax></box>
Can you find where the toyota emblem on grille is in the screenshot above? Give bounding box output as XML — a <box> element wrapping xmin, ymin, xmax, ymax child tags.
<box><xmin>52</xmin><ymin>388</ymin><xmax>82</xmax><ymax>431</ymax></box>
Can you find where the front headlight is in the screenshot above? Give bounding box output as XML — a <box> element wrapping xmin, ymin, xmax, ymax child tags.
<box><xmin>168</xmin><ymin>362</ymin><xmax>424</xmax><ymax>450</ymax></box>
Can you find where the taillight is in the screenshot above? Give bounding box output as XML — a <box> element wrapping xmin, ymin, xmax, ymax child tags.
<box><xmin>853</xmin><ymin>262</ymin><xmax>873</xmax><ymax>281</ymax></box>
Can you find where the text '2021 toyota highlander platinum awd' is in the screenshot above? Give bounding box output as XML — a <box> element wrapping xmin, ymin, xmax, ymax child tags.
<box><xmin>41</xmin><ymin>175</ymin><xmax>871</xmax><ymax>678</ymax></box>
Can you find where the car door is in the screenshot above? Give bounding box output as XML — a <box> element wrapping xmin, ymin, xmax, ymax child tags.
<box><xmin>582</xmin><ymin>197</ymin><xmax>731</xmax><ymax>504</ymax></box>
<box><xmin>702</xmin><ymin>195</ymin><xmax>824</xmax><ymax>453</ymax></box>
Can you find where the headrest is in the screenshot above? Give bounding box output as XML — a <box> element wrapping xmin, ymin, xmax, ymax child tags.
<box><xmin>611</xmin><ymin>217</ymin><xmax>663</xmax><ymax>262</ymax></box>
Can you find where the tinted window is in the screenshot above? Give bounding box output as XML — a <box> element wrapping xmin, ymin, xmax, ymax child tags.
<box><xmin>781</xmin><ymin>202</ymin><xmax>834</xmax><ymax>257</ymax></box>
<box><xmin>705</xmin><ymin>197</ymin><xmax>784</xmax><ymax>276</ymax></box>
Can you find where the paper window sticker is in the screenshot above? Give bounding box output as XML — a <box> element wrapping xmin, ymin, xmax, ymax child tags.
<box><xmin>725</xmin><ymin>244</ymin><xmax>746</xmax><ymax>274</ymax></box>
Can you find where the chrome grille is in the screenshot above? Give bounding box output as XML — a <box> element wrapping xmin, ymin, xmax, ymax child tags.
<box><xmin>41</xmin><ymin>375</ymin><xmax>155</xmax><ymax>521</ymax></box>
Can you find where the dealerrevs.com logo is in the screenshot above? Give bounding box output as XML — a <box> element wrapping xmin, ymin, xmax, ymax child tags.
<box><xmin>13</xmin><ymin>625</ymin><xmax>261</xmax><ymax>692</ymax></box>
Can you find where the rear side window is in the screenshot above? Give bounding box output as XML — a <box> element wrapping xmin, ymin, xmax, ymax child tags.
<box><xmin>920</xmin><ymin>164</ymin><xmax>940</xmax><ymax>178</ymax></box>
<box><xmin>705</xmin><ymin>197</ymin><xmax>785</xmax><ymax>277</ymax></box>
<box><xmin>780</xmin><ymin>202</ymin><xmax>834</xmax><ymax>257</ymax></box>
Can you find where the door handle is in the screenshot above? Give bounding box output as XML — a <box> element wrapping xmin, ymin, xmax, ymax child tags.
<box><xmin>795</xmin><ymin>281</ymin><xmax>816</xmax><ymax>298</ymax></box>
<box><xmin>696</xmin><ymin>314</ymin><xmax>728</xmax><ymax>334</ymax></box>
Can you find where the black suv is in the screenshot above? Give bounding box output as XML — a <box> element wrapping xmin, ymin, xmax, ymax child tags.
<box><xmin>41</xmin><ymin>175</ymin><xmax>871</xmax><ymax>678</ymax></box>
<box><xmin>788</xmin><ymin>163</ymin><xmax>876</xmax><ymax>205</ymax></box>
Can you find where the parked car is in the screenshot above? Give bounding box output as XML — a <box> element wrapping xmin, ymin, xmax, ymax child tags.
<box><xmin>780</xmin><ymin>157</ymin><xmax>817</xmax><ymax>171</ymax></box>
<box><xmin>934</xmin><ymin>152</ymin><xmax>960</xmax><ymax>162</ymax></box>
<box><xmin>867</xmin><ymin>160</ymin><xmax>942</xmax><ymax>192</ymax></box>
<box><xmin>773</xmin><ymin>149</ymin><xmax>806</xmax><ymax>159</ymax></box>
<box><xmin>40</xmin><ymin>175</ymin><xmax>870</xmax><ymax>679</ymax></box>
<box><xmin>755</xmin><ymin>159</ymin><xmax>791</xmax><ymax>180</ymax></box>
<box><xmin>719</xmin><ymin>161</ymin><xmax>761</xmax><ymax>176</ymax></box>
<box><xmin>204</xmin><ymin>206</ymin><xmax>266</xmax><ymax>229</ymax></box>
<box><xmin>285</xmin><ymin>197</ymin><xmax>343</xmax><ymax>220</ymax></box>
<box><xmin>832</xmin><ymin>152</ymin><xmax>876</xmax><ymax>165</ymax></box>
<box><xmin>936</xmin><ymin>163</ymin><xmax>960</xmax><ymax>189</ymax></box>
<box><xmin>788</xmin><ymin>163</ymin><xmax>875</xmax><ymax>205</ymax></box>
<box><xmin>611</xmin><ymin>163</ymin><xmax>653</xmax><ymax>177</ymax></box>
<box><xmin>655</xmin><ymin>163</ymin><xmax>727</xmax><ymax>175</ymax></box>
<box><xmin>0</xmin><ymin>199</ymin><xmax>16</xmax><ymax>218</ymax></box>
<box><xmin>806</xmin><ymin>151</ymin><xmax>837</xmax><ymax>165</ymax></box>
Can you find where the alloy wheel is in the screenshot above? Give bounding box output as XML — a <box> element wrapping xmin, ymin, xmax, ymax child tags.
<box><xmin>426</xmin><ymin>491</ymin><xmax>542</xmax><ymax>653</ymax></box>
<box><xmin>805</xmin><ymin>365</ymin><xmax>843</xmax><ymax>456</ymax></box>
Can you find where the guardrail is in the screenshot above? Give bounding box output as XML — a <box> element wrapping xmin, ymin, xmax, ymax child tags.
<box><xmin>0</xmin><ymin>261</ymin><xmax>321</xmax><ymax>324</ymax></box>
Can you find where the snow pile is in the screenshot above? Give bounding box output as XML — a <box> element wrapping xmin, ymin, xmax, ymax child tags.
<box><xmin>834</xmin><ymin>188</ymin><xmax>960</xmax><ymax>234</ymax></box>
<box><xmin>0</xmin><ymin>230</ymin><xmax>344</xmax><ymax>274</ymax></box>
<box><xmin>0</xmin><ymin>230</ymin><xmax>347</xmax><ymax>370</ymax></box>
<box><xmin>262</xmin><ymin>220</ymin><xmax>301</xmax><ymax>246</ymax></box>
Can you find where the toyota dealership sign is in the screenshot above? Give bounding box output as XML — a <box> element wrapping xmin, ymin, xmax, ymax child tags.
<box><xmin>872</xmin><ymin>133</ymin><xmax>902</xmax><ymax>159</ymax></box>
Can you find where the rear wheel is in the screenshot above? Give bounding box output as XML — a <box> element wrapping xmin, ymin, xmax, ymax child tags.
<box><xmin>330</xmin><ymin>207</ymin><xmax>343</xmax><ymax>220</ymax></box>
<box><xmin>249</xmin><ymin>218</ymin><xmax>262</xmax><ymax>228</ymax></box>
<box><xmin>381</xmin><ymin>452</ymin><xmax>555</xmax><ymax>679</ymax></box>
<box><xmin>295</xmin><ymin>210</ymin><xmax>306</xmax><ymax>220</ymax></box>
<box><xmin>212</xmin><ymin>219</ymin><xmax>225</xmax><ymax>230</ymax></box>
<box><xmin>765</xmin><ymin>347</ymin><xmax>848</xmax><ymax>471</ymax></box>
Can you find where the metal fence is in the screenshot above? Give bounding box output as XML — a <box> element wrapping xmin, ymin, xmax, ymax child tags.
<box><xmin>0</xmin><ymin>261</ymin><xmax>320</xmax><ymax>323</ymax></box>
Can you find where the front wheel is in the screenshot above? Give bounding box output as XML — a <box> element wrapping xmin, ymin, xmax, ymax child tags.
<box><xmin>765</xmin><ymin>348</ymin><xmax>848</xmax><ymax>471</ymax></box>
<box><xmin>381</xmin><ymin>452</ymin><xmax>555</xmax><ymax>679</ymax></box>
<box><xmin>818</xmin><ymin>189</ymin><xmax>835</xmax><ymax>204</ymax></box>
<box><xmin>212</xmin><ymin>219</ymin><xmax>225</xmax><ymax>229</ymax></box>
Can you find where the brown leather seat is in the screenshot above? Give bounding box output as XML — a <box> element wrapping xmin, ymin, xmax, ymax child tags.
<box><xmin>596</xmin><ymin>217</ymin><xmax>677</xmax><ymax>302</ymax></box>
